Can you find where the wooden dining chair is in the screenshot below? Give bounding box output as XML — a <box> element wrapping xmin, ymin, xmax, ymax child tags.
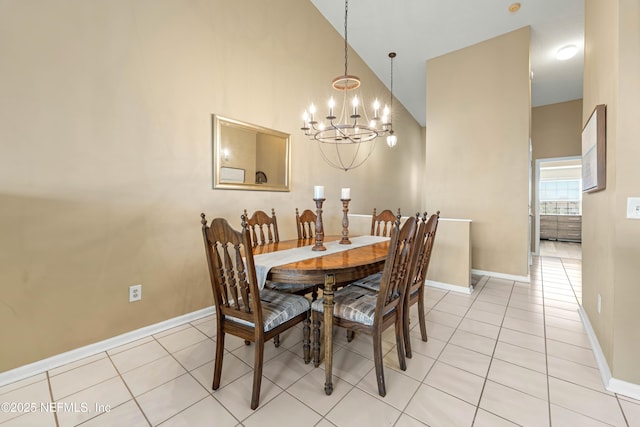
<box><xmin>296</xmin><ymin>208</ymin><xmax>317</xmax><ymax>240</ymax></box>
<box><xmin>200</xmin><ymin>213</ymin><xmax>311</xmax><ymax>410</ymax></box>
<box><xmin>371</xmin><ymin>208</ymin><xmax>402</xmax><ymax>237</ymax></box>
<box><xmin>403</xmin><ymin>211</ymin><xmax>439</xmax><ymax>358</ymax></box>
<box><xmin>244</xmin><ymin>208</ymin><xmax>318</xmax><ymax>346</ymax></box>
<box><xmin>311</xmin><ymin>215</ymin><xmax>420</xmax><ymax>397</ymax></box>
<box><xmin>243</xmin><ymin>208</ymin><xmax>279</xmax><ymax>247</ymax></box>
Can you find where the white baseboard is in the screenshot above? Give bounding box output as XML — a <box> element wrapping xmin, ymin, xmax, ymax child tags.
<box><xmin>426</xmin><ymin>279</ymin><xmax>473</xmax><ymax>295</ymax></box>
<box><xmin>471</xmin><ymin>269</ymin><xmax>530</xmax><ymax>283</ymax></box>
<box><xmin>0</xmin><ymin>306</ymin><xmax>215</xmax><ymax>388</ymax></box>
<box><xmin>579</xmin><ymin>306</ymin><xmax>640</xmax><ymax>400</ymax></box>
<box><xmin>609</xmin><ymin>378</ymin><xmax>640</xmax><ymax>401</ymax></box>
<box><xmin>578</xmin><ymin>306</ymin><xmax>613</xmax><ymax>387</ymax></box>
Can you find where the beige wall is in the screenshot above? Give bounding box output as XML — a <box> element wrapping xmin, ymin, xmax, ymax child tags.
<box><xmin>425</xmin><ymin>27</ymin><xmax>531</xmax><ymax>277</ymax></box>
<box><xmin>349</xmin><ymin>215</ymin><xmax>473</xmax><ymax>291</ymax></box>
<box><xmin>530</xmin><ymin>99</ymin><xmax>583</xmax><ymax>250</ymax></box>
<box><xmin>0</xmin><ymin>0</ymin><xmax>424</xmax><ymax>372</ymax></box>
<box><xmin>532</xmin><ymin>100</ymin><xmax>583</xmax><ymax>161</ymax></box>
<box><xmin>583</xmin><ymin>0</ymin><xmax>640</xmax><ymax>384</ymax></box>
<box><xmin>426</xmin><ymin>220</ymin><xmax>472</xmax><ymax>290</ymax></box>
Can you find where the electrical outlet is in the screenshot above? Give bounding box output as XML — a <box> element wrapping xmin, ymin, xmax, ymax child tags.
<box><xmin>597</xmin><ymin>294</ymin><xmax>602</xmax><ymax>314</ymax></box>
<box><xmin>129</xmin><ymin>284</ymin><xmax>142</xmax><ymax>302</ymax></box>
<box><xmin>627</xmin><ymin>197</ymin><xmax>640</xmax><ymax>219</ymax></box>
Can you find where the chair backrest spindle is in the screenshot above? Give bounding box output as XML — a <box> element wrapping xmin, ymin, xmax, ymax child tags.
<box><xmin>375</xmin><ymin>215</ymin><xmax>419</xmax><ymax>318</ymax></box>
<box><xmin>407</xmin><ymin>211</ymin><xmax>440</xmax><ymax>296</ymax></box>
<box><xmin>371</xmin><ymin>208</ymin><xmax>402</xmax><ymax>237</ymax></box>
<box><xmin>243</xmin><ymin>208</ymin><xmax>279</xmax><ymax>247</ymax></box>
<box><xmin>201</xmin><ymin>213</ymin><xmax>263</xmax><ymax>324</ymax></box>
<box><xmin>296</xmin><ymin>208</ymin><xmax>317</xmax><ymax>240</ymax></box>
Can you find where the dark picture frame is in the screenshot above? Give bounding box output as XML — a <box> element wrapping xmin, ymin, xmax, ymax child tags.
<box><xmin>582</xmin><ymin>104</ymin><xmax>606</xmax><ymax>193</ymax></box>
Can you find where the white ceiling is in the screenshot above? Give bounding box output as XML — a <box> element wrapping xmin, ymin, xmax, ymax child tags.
<box><xmin>310</xmin><ymin>0</ymin><xmax>584</xmax><ymax>127</ymax></box>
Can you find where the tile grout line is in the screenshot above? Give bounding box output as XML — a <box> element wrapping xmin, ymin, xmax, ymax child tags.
<box><xmin>540</xmin><ymin>256</ymin><xmax>554</xmax><ymax>427</ymax></box>
<box><xmin>153</xmin><ymin>329</ymin><xmax>247</xmax><ymax>425</ymax></box>
<box><xmin>399</xmin><ymin>287</ymin><xmax>455</xmax><ymax>422</ymax></box>
<box><xmin>615</xmin><ymin>395</ymin><xmax>631</xmax><ymax>427</ymax></box>
<box><xmin>546</xmin><ymin>257</ymin><xmax>635</xmax><ymax>426</ymax></box>
<box><xmin>389</xmin><ymin>286</ymin><xmax>453</xmax><ymax>426</ymax></box>
<box><xmin>104</xmin><ymin>350</ymin><xmax>152</xmax><ymax>427</ymax></box>
<box><xmin>411</xmin><ymin>276</ymin><xmax>530</xmax><ymax>424</ymax></box>
<box><xmin>470</xmin><ymin>277</ymin><xmax>516</xmax><ymax>426</ymax></box>
<box><xmin>45</xmin><ymin>371</ymin><xmax>60</xmax><ymax>427</ymax></box>
<box><xmin>540</xmin><ymin>256</ymin><xmax>619</xmax><ymax>426</ymax></box>
<box><xmin>559</xmin><ymin>257</ymin><xmax>581</xmax><ymax>305</ymax></box>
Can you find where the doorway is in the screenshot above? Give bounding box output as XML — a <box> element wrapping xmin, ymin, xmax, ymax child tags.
<box><xmin>534</xmin><ymin>157</ymin><xmax>582</xmax><ymax>259</ymax></box>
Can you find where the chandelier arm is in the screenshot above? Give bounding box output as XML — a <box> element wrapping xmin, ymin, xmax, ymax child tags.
<box><xmin>333</xmin><ymin>140</ymin><xmax>348</xmax><ymax>170</ymax></box>
<box><xmin>318</xmin><ymin>142</ymin><xmax>347</xmax><ymax>170</ymax></box>
<box><xmin>315</xmin><ymin>138</ymin><xmax>377</xmax><ymax>171</ymax></box>
<box><xmin>342</xmin><ymin>138</ymin><xmax>361</xmax><ymax>169</ymax></box>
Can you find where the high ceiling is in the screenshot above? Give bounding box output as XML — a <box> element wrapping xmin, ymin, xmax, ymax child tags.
<box><xmin>310</xmin><ymin>0</ymin><xmax>584</xmax><ymax>126</ymax></box>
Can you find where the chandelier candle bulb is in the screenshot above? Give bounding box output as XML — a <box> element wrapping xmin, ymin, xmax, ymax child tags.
<box><xmin>309</xmin><ymin>104</ymin><xmax>316</xmax><ymax>122</ymax></box>
<box><xmin>314</xmin><ymin>185</ymin><xmax>325</xmax><ymax>199</ymax></box>
<box><xmin>341</xmin><ymin>188</ymin><xmax>350</xmax><ymax>199</ymax></box>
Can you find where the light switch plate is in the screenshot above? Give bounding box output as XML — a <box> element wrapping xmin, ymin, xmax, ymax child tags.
<box><xmin>627</xmin><ymin>197</ymin><xmax>640</xmax><ymax>219</ymax></box>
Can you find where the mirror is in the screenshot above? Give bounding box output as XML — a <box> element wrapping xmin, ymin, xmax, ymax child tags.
<box><xmin>212</xmin><ymin>115</ymin><xmax>291</xmax><ymax>192</ymax></box>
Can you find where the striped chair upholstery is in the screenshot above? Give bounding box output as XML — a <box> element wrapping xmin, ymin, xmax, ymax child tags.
<box><xmin>264</xmin><ymin>280</ymin><xmax>319</xmax><ymax>300</ymax></box>
<box><xmin>232</xmin><ymin>289</ymin><xmax>310</xmax><ymax>332</ymax></box>
<box><xmin>311</xmin><ymin>286</ymin><xmax>378</xmax><ymax>326</ymax></box>
<box><xmin>351</xmin><ymin>271</ymin><xmax>383</xmax><ymax>292</ymax></box>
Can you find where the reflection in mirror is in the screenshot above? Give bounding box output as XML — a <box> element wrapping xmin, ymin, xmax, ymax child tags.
<box><xmin>212</xmin><ymin>115</ymin><xmax>290</xmax><ymax>191</ymax></box>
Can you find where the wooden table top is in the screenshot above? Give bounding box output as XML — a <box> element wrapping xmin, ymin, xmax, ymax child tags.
<box><xmin>256</xmin><ymin>236</ymin><xmax>390</xmax><ymax>286</ymax></box>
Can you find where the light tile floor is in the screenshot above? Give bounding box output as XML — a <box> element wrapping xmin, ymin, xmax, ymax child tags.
<box><xmin>2</xmin><ymin>255</ymin><xmax>639</xmax><ymax>426</ymax></box>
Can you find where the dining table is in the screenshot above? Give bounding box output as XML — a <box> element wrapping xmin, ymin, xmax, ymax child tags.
<box><xmin>252</xmin><ymin>235</ymin><xmax>390</xmax><ymax>395</ymax></box>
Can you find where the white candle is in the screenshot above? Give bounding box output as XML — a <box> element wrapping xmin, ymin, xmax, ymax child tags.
<box><xmin>314</xmin><ymin>185</ymin><xmax>325</xmax><ymax>199</ymax></box>
<box><xmin>341</xmin><ymin>188</ymin><xmax>351</xmax><ymax>199</ymax></box>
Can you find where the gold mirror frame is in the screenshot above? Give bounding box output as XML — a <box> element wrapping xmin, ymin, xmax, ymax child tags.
<box><xmin>212</xmin><ymin>115</ymin><xmax>291</xmax><ymax>192</ymax></box>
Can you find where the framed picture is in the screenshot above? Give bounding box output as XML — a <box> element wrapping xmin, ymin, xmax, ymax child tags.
<box><xmin>220</xmin><ymin>167</ymin><xmax>245</xmax><ymax>184</ymax></box>
<box><xmin>582</xmin><ymin>104</ymin><xmax>606</xmax><ymax>193</ymax></box>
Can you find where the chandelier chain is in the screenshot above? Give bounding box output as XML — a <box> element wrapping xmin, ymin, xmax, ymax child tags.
<box><xmin>343</xmin><ymin>0</ymin><xmax>349</xmax><ymax>77</ymax></box>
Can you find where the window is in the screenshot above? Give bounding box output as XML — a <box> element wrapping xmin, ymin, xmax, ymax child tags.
<box><xmin>540</xmin><ymin>179</ymin><xmax>582</xmax><ymax>215</ymax></box>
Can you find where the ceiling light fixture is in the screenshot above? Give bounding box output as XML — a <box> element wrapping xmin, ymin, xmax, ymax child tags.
<box><xmin>556</xmin><ymin>44</ymin><xmax>578</xmax><ymax>60</ymax></box>
<box><xmin>508</xmin><ymin>3</ymin><xmax>521</xmax><ymax>13</ymax></box>
<box><xmin>301</xmin><ymin>0</ymin><xmax>397</xmax><ymax>171</ymax></box>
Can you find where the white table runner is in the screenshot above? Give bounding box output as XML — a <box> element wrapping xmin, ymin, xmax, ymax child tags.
<box><xmin>253</xmin><ymin>235</ymin><xmax>389</xmax><ymax>289</ymax></box>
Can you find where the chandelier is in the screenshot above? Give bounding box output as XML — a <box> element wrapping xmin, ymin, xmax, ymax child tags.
<box><xmin>301</xmin><ymin>0</ymin><xmax>397</xmax><ymax>171</ymax></box>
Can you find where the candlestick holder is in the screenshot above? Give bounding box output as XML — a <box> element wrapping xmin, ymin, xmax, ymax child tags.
<box><xmin>312</xmin><ymin>198</ymin><xmax>326</xmax><ymax>251</ymax></box>
<box><xmin>339</xmin><ymin>199</ymin><xmax>352</xmax><ymax>244</ymax></box>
